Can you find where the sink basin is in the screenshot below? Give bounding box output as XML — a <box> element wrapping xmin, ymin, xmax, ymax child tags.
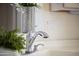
<box><xmin>23</xmin><ymin>49</ymin><xmax>79</xmax><ymax>56</ymax></box>
<box><xmin>23</xmin><ymin>39</ymin><xmax>79</xmax><ymax>56</ymax></box>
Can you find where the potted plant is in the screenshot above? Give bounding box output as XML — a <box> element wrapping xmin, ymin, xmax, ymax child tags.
<box><xmin>0</xmin><ymin>28</ymin><xmax>27</xmax><ymax>56</ymax></box>
<box><xmin>18</xmin><ymin>3</ymin><xmax>38</xmax><ymax>7</ymax></box>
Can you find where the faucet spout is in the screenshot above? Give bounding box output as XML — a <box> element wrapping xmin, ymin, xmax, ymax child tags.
<box><xmin>32</xmin><ymin>31</ymin><xmax>48</xmax><ymax>39</ymax></box>
<box><xmin>38</xmin><ymin>31</ymin><xmax>48</xmax><ymax>38</ymax></box>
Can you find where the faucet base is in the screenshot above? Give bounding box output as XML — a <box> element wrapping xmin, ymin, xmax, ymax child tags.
<box><xmin>25</xmin><ymin>51</ymin><xmax>31</xmax><ymax>54</ymax></box>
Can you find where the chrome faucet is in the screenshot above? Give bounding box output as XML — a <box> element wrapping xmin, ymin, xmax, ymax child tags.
<box><xmin>25</xmin><ymin>31</ymin><xmax>48</xmax><ymax>54</ymax></box>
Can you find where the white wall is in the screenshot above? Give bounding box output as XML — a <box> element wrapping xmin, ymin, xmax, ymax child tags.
<box><xmin>35</xmin><ymin>6</ymin><xmax>79</xmax><ymax>40</ymax></box>
<box><xmin>34</xmin><ymin>4</ymin><xmax>79</xmax><ymax>52</ymax></box>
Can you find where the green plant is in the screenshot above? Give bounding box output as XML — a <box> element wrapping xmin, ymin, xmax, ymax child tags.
<box><xmin>19</xmin><ymin>3</ymin><xmax>38</xmax><ymax>7</ymax></box>
<box><xmin>0</xmin><ymin>28</ymin><xmax>26</xmax><ymax>52</ymax></box>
